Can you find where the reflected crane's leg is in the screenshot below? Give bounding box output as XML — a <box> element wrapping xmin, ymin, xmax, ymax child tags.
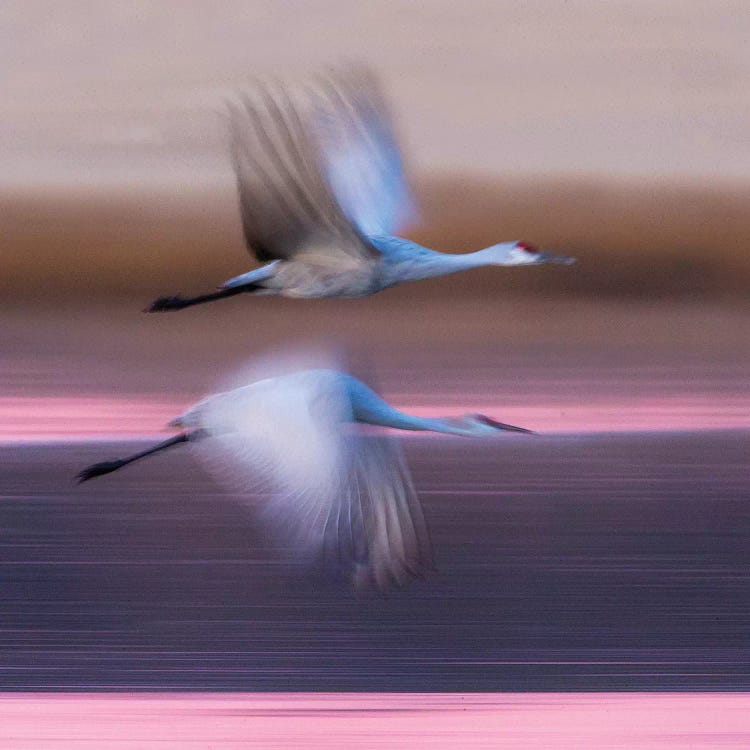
<box><xmin>76</xmin><ymin>430</ymin><xmax>206</xmax><ymax>483</ymax></box>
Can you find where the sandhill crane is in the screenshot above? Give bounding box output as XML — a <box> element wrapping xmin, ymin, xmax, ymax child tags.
<box><xmin>77</xmin><ymin>365</ymin><xmax>532</xmax><ymax>590</ymax></box>
<box><xmin>147</xmin><ymin>69</ymin><xmax>573</xmax><ymax>312</ymax></box>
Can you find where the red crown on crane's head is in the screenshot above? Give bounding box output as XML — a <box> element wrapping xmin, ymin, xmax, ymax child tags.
<box><xmin>515</xmin><ymin>241</ymin><xmax>539</xmax><ymax>254</ymax></box>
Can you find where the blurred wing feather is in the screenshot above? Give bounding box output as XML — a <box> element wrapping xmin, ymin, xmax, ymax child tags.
<box><xmin>189</xmin><ymin>371</ymin><xmax>431</xmax><ymax>590</ymax></box>
<box><xmin>228</xmin><ymin>79</ymin><xmax>373</xmax><ymax>263</ymax></box>
<box><xmin>313</xmin><ymin>68</ymin><xmax>416</xmax><ymax>237</ymax></box>
<box><xmin>337</xmin><ymin>435</ymin><xmax>433</xmax><ymax>590</ymax></box>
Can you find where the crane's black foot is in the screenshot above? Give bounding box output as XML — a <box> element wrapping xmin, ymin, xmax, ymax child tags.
<box><xmin>145</xmin><ymin>295</ymin><xmax>190</xmax><ymax>313</ymax></box>
<box><xmin>76</xmin><ymin>460</ymin><xmax>126</xmax><ymax>484</ymax></box>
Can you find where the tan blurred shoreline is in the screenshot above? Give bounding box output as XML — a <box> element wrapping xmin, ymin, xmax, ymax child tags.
<box><xmin>4</xmin><ymin>173</ymin><xmax>750</xmax><ymax>301</ymax></box>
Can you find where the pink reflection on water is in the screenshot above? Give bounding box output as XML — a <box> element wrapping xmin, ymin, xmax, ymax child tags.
<box><xmin>0</xmin><ymin>693</ymin><xmax>748</xmax><ymax>749</ymax></box>
<box><xmin>2</xmin><ymin>394</ymin><xmax>750</xmax><ymax>442</ymax></box>
<box><xmin>0</xmin><ymin>396</ymin><xmax>183</xmax><ymax>442</ymax></box>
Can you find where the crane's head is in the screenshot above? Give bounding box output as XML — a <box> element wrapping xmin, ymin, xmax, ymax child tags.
<box><xmin>489</xmin><ymin>241</ymin><xmax>576</xmax><ymax>267</ymax></box>
<box><xmin>458</xmin><ymin>414</ymin><xmax>535</xmax><ymax>437</ymax></box>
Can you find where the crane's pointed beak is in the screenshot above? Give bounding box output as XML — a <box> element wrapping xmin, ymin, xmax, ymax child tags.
<box><xmin>477</xmin><ymin>415</ymin><xmax>535</xmax><ymax>434</ymax></box>
<box><xmin>494</xmin><ymin>421</ymin><xmax>536</xmax><ymax>434</ymax></box>
<box><xmin>535</xmin><ymin>251</ymin><xmax>576</xmax><ymax>265</ymax></box>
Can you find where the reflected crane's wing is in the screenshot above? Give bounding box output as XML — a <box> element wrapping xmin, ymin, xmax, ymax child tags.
<box><xmin>187</xmin><ymin>370</ymin><xmax>432</xmax><ymax>590</ymax></box>
<box><xmin>328</xmin><ymin>433</ymin><xmax>433</xmax><ymax>591</ymax></box>
<box><xmin>313</xmin><ymin>68</ymin><xmax>416</xmax><ymax>237</ymax></box>
<box><xmin>227</xmin><ymin>78</ymin><xmax>374</xmax><ymax>264</ymax></box>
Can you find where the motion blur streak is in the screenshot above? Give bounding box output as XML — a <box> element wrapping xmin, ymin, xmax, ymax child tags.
<box><xmin>0</xmin><ymin>694</ymin><xmax>749</xmax><ymax>749</ymax></box>
<box><xmin>3</xmin><ymin>395</ymin><xmax>750</xmax><ymax>441</ymax></box>
<box><xmin>2</xmin><ymin>431</ymin><xmax>749</xmax><ymax>691</ymax></box>
<box><xmin>3</xmin><ymin>9</ymin><xmax>750</xmax><ymax>745</ymax></box>
<box><xmin>5</xmin><ymin>177</ymin><xmax>750</xmax><ymax>301</ymax></box>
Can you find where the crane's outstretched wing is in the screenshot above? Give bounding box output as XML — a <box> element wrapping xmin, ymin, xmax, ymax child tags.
<box><xmin>325</xmin><ymin>433</ymin><xmax>433</xmax><ymax>590</ymax></box>
<box><xmin>186</xmin><ymin>369</ymin><xmax>432</xmax><ymax>591</ymax></box>
<box><xmin>312</xmin><ymin>68</ymin><xmax>416</xmax><ymax>237</ymax></box>
<box><xmin>228</xmin><ymin>75</ymin><xmax>374</xmax><ymax>264</ymax></box>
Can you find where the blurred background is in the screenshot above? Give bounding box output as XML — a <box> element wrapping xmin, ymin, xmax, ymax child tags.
<box><xmin>2</xmin><ymin>0</ymin><xmax>749</xmax><ymax>437</ymax></box>
<box><xmin>1</xmin><ymin>1</ymin><xmax>750</xmax><ymax>693</ymax></box>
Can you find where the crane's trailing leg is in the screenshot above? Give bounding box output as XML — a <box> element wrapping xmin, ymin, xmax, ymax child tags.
<box><xmin>76</xmin><ymin>430</ymin><xmax>205</xmax><ymax>483</ymax></box>
<box><xmin>145</xmin><ymin>283</ymin><xmax>261</xmax><ymax>313</ymax></box>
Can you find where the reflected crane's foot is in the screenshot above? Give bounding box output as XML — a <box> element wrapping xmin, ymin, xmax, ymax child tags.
<box><xmin>76</xmin><ymin>460</ymin><xmax>126</xmax><ymax>484</ymax></box>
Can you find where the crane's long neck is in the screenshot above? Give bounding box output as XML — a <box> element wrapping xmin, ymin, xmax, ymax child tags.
<box><xmin>372</xmin><ymin>235</ymin><xmax>514</xmax><ymax>285</ymax></box>
<box><xmin>414</xmin><ymin>248</ymin><xmax>497</xmax><ymax>279</ymax></box>
<box><xmin>347</xmin><ymin>376</ymin><xmax>469</xmax><ymax>436</ymax></box>
<box><xmin>369</xmin><ymin>410</ymin><xmax>469</xmax><ymax>436</ymax></box>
